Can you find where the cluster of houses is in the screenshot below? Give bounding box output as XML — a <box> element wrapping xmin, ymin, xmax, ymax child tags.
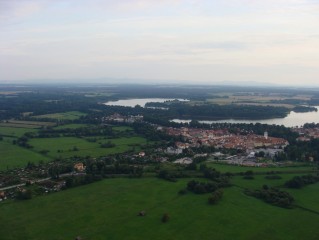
<box><xmin>292</xmin><ymin>127</ymin><xmax>319</xmax><ymax>141</ymax></box>
<box><xmin>102</xmin><ymin>113</ymin><xmax>143</xmax><ymax>123</ymax></box>
<box><xmin>165</xmin><ymin>127</ymin><xmax>288</xmax><ymax>151</ymax></box>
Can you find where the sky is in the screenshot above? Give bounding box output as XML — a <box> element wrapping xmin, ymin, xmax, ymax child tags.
<box><xmin>0</xmin><ymin>0</ymin><xmax>319</xmax><ymax>86</ymax></box>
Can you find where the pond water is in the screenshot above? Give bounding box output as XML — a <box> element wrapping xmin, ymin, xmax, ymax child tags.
<box><xmin>171</xmin><ymin>106</ymin><xmax>319</xmax><ymax>128</ymax></box>
<box><xmin>104</xmin><ymin>98</ymin><xmax>189</xmax><ymax>108</ymax></box>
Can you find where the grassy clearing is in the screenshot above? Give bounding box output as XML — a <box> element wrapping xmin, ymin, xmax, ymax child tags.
<box><xmin>32</xmin><ymin>111</ymin><xmax>87</xmax><ymax>120</ymax></box>
<box><xmin>29</xmin><ymin>136</ymin><xmax>147</xmax><ymax>158</ymax></box>
<box><xmin>0</xmin><ymin>126</ymin><xmax>37</xmax><ymax>137</ymax></box>
<box><xmin>1</xmin><ymin>178</ymin><xmax>319</xmax><ymax>240</ymax></box>
<box><xmin>0</xmin><ymin>141</ymin><xmax>51</xmax><ymax>170</ymax></box>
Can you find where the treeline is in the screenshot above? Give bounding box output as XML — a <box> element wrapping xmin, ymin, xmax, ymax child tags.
<box><xmin>154</xmin><ymin>102</ymin><xmax>290</xmax><ymax>120</ymax></box>
<box><xmin>0</xmin><ymin>91</ymin><xmax>99</xmax><ymax>121</ymax></box>
<box><xmin>29</xmin><ymin>125</ymin><xmax>114</xmax><ymax>138</ymax></box>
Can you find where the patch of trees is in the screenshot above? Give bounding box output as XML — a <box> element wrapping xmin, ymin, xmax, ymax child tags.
<box><xmin>12</xmin><ymin>136</ymin><xmax>33</xmax><ymax>149</ymax></box>
<box><xmin>244</xmin><ymin>185</ymin><xmax>294</xmax><ymax>208</ymax></box>
<box><xmin>35</xmin><ymin>126</ymin><xmax>114</xmax><ymax>138</ymax></box>
<box><xmin>243</xmin><ymin>170</ymin><xmax>254</xmax><ymax>180</ymax></box>
<box><xmin>100</xmin><ymin>141</ymin><xmax>115</xmax><ymax>148</ymax></box>
<box><xmin>85</xmin><ymin>159</ymin><xmax>143</xmax><ymax>177</ymax></box>
<box><xmin>48</xmin><ymin>163</ymin><xmax>74</xmax><ymax>179</ymax></box>
<box><xmin>64</xmin><ymin>174</ymin><xmax>103</xmax><ymax>189</ymax></box>
<box><xmin>293</xmin><ymin>106</ymin><xmax>317</xmax><ymax>113</ymax></box>
<box><xmin>284</xmin><ymin>175</ymin><xmax>319</xmax><ymax>189</ymax></box>
<box><xmin>285</xmin><ymin>138</ymin><xmax>319</xmax><ymax>161</ymax></box>
<box><xmin>201</xmin><ymin>165</ymin><xmax>232</xmax><ymax>187</ymax></box>
<box><xmin>16</xmin><ymin>189</ymin><xmax>32</xmax><ymax>200</ymax></box>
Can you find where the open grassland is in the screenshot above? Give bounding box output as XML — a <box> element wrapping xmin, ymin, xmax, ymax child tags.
<box><xmin>29</xmin><ymin>136</ymin><xmax>147</xmax><ymax>158</ymax></box>
<box><xmin>0</xmin><ymin>141</ymin><xmax>51</xmax><ymax>170</ymax></box>
<box><xmin>0</xmin><ymin>126</ymin><xmax>37</xmax><ymax>137</ymax></box>
<box><xmin>1</xmin><ymin>178</ymin><xmax>319</xmax><ymax>240</ymax></box>
<box><xmin>32</xmin><ymin>111</ymin><xmax>87</xmax><ymax>120</ymax></box>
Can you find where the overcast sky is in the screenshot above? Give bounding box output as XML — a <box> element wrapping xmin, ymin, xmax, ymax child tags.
<box><xmin>1</xmin><ymin>0</ymin><xmax>319</xmax><ymax>86</ymax></box>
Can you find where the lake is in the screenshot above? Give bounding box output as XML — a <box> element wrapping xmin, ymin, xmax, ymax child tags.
<box><xmin>171</xmin><ymin>106</ymin><xmax>319</xmax><ymax>127</ymax></box>
<box><xmin>104</xmin><ymin>98</ymin><xmax>189</xmax><ymax>108</ymax></box>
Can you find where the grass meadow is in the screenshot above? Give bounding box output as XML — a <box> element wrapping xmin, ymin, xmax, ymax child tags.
<box><xmin>0</xmin><ymin>141</ymin><xmax>51</xmax><ymax>170</ymax></box>
<box><xmin>1</xmin><ymin>177</ymin><xmax>319</xmax><ymax>240</ymax></box>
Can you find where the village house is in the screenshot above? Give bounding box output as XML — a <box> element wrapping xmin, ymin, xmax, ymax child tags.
<box><xmin>74</xmin><ymin>163</ymin><xmax>86</xmax><ymax>172</ymax></box>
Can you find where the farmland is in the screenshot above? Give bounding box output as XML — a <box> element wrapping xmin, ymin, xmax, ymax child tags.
<box><xmin>1</xmin><ymin>176</ymin><xmax>319</xmax><ymax>240</ymax></box>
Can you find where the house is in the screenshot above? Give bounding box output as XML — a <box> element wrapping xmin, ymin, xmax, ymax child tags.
<box><xmin>138</xmin><ymin>152</ymin><xmax>145</xmax><ymax>157</ymax></box>
<box><xmin>74</xmin><ymin>163</ymin><xmax>86</xmax><ymax>172</ymax></box>
<box><xmin>174</xmin><ymin>157</ymin><xmax>193</xmax><ymax>165</ymax></box>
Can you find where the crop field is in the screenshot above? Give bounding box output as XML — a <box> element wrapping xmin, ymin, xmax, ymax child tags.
<box><xmin>0</xmin><ymin>141</ymin><xmax>51</xmax><ymax>170</ymax></box>
<box><xmin>0</xmin><ymin>120</ymin><xmax>55</xmax><ymax>129</ymax></box>
<box><xmin>0</xmin><ymin>126</ymin><xmax>37</xmax><ymax>137</ymax></box>
<box><xmin>29</xmin><ymin>136</ymin><xmax>147</xmax><ymax>158</ymax></box>
<box><xmin>1</xmin><ymin>177</ymin><xmax>319</xmax><ymax>240</ymax></box>
<box><xmin>32</xmin><ymin>111</ymin><xmax>87</xmax><ymax>120</ymax></box>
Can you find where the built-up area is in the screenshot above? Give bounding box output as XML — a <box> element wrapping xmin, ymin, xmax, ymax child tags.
<box><xmin>163</xmin><ymin>127</ymin><xmax>289</xmax><ymax>167</ymax></box>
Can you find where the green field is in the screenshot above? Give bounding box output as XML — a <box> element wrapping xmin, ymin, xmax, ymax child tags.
<box><xmin>1</xmin><ymin>177</ymin><xmax>319</xmax><ymax>240</ymax></box>
<box><xmin>32</xmin><ymin>111</ymin><xmax>87</xmax><ymax>120</ymax></box>
<box><xmin>0</xmin><ymin>141</ymin><xmax>51</xmax><ymax>170</ymax></box>
<box><xmin>0</xmin><ymin>126</ymin><xmax>37</xmax><ymax>137</ymax></box>
<box><xmin>29</xmin><ymin>136</ymin><xmax>147</xmax><ymax>158</ymax></box>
